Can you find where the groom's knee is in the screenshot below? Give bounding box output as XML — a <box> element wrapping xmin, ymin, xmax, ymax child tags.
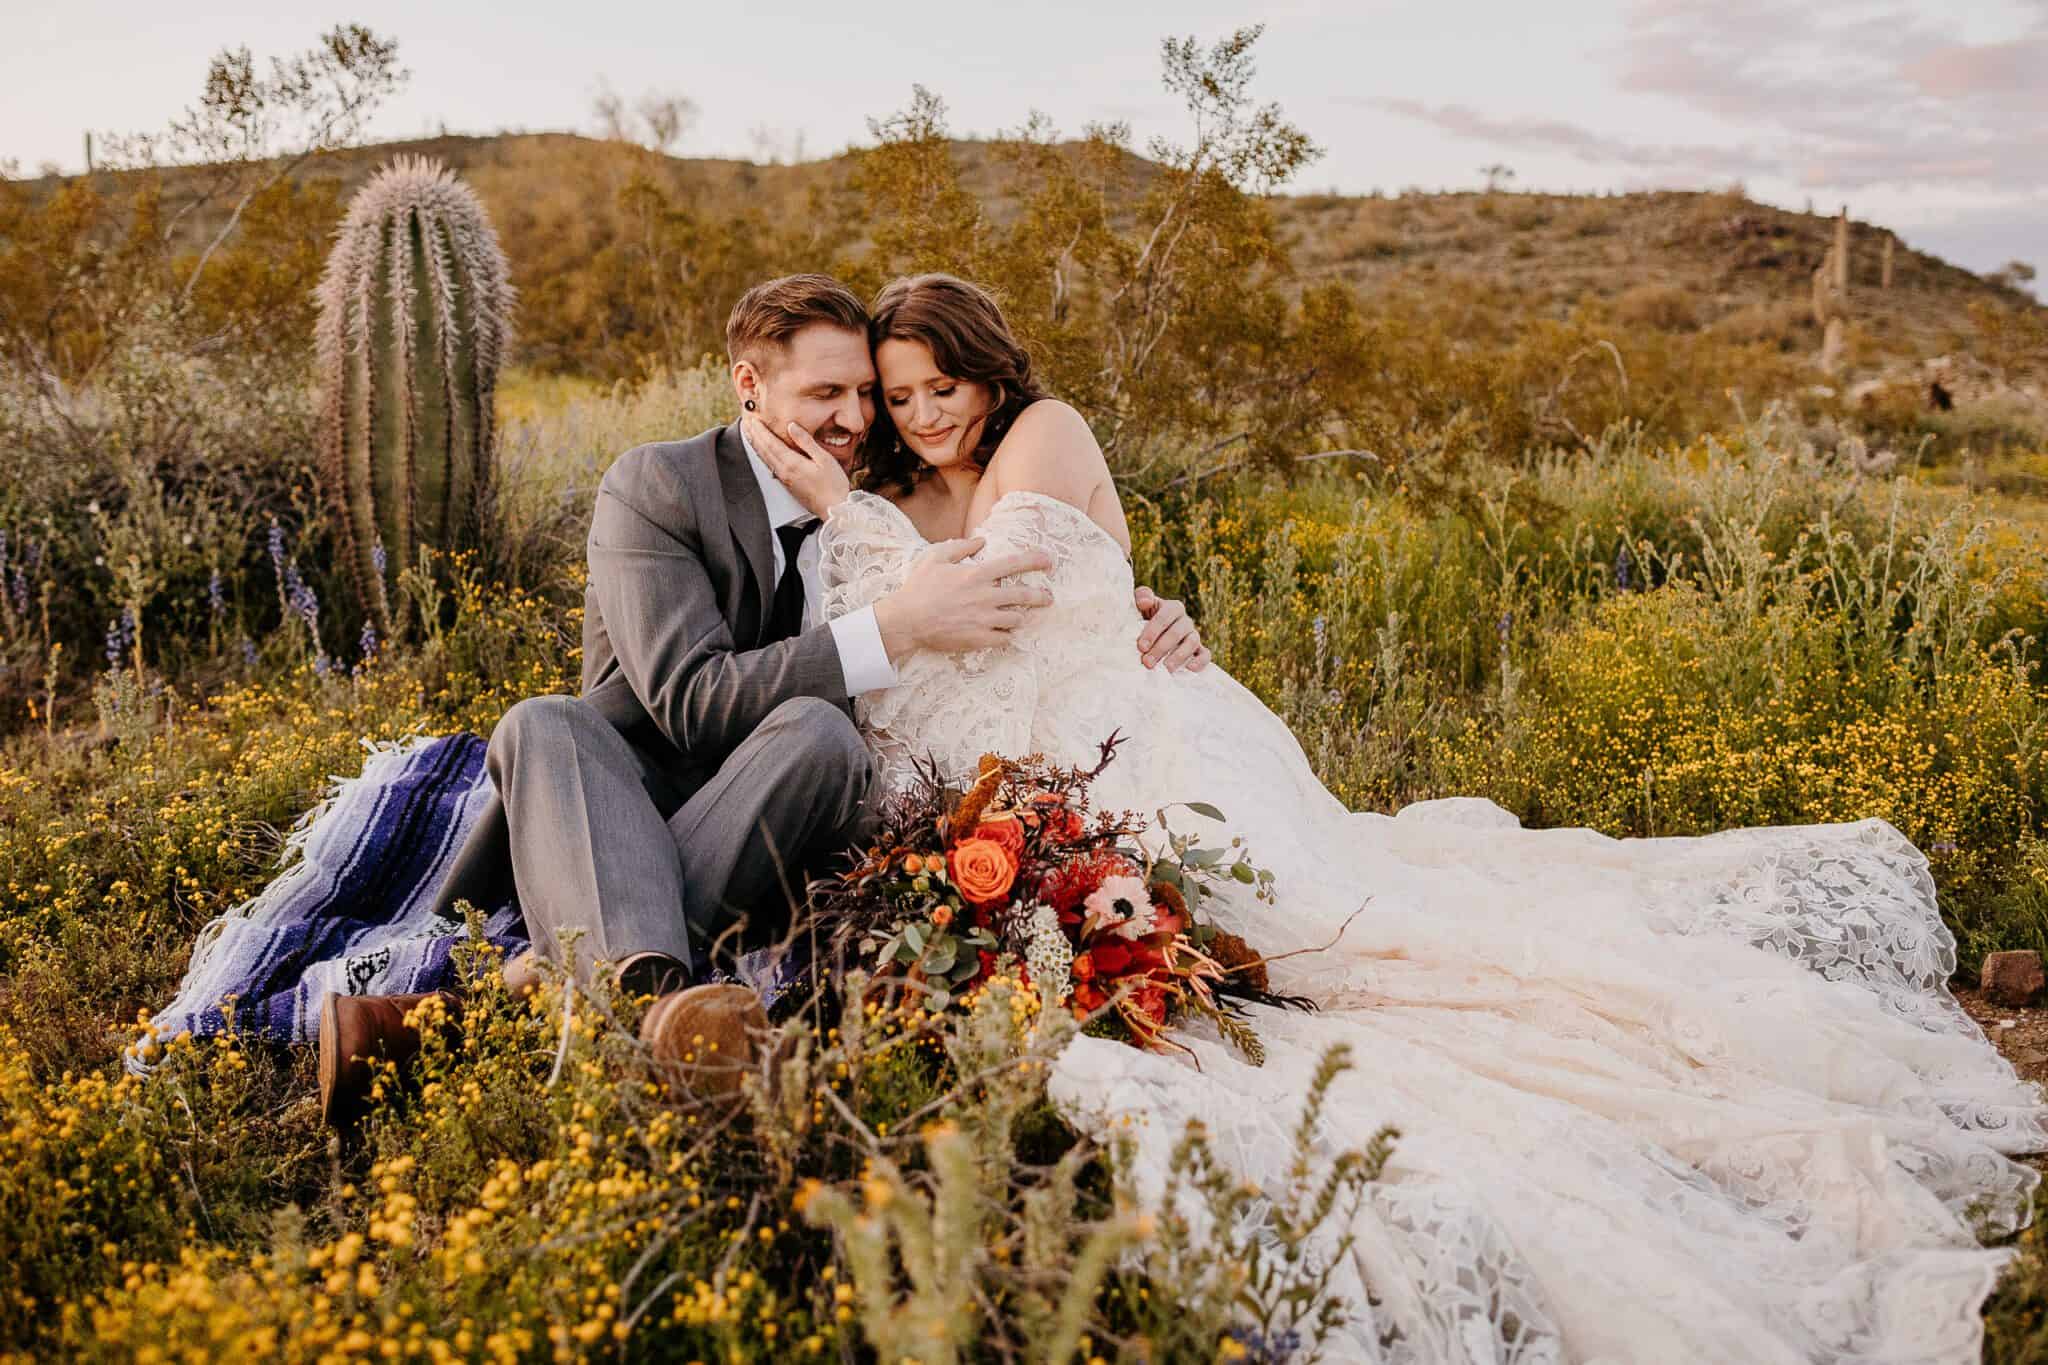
<box><xmin>488</xmin><ymin>693</ymin><xmax>596</xmax><ymax>779</ymax></box>
<box><xmin>760</xmin><ymin>697</ymin><xmax>870</xmax><ymax>792</ymax></box>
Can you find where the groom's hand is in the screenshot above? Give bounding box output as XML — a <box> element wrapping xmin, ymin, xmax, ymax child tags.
<box><xmin>875</xmin><ymin>537</ymin><xmax>1055</xmax><ymax>659</ymax></box>
<box><xmin>747</xmin><ymin>415</ymin><xmax>853</xmax><ymax>519</ymax></box>
<box><xmin>1134</xmin><ymin>587</ymin><xmax>1210</xmax><ymax>672</ymax></box>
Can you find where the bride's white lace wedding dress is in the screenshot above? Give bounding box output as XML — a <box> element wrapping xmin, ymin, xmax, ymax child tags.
<box><xmin>820</xmin><ymin>486</ymin><xmax>2048</xmax><ymax>1363</ymax></box>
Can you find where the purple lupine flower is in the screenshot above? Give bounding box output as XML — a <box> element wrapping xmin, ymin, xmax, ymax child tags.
<box><xmin>0</xmin><ymin>528</ymin><xmax>9</xmax><ymax>578</ymax></box>
<box><xmin>371</xmin><ymin>538</ymin><xmax>388</xmax><ymax>579</ymax></box>
<box><xmin>312</xmin><ymin>651</ymin><xmax>332</xmax><ymax>678</ymax></box>
<box><xmin>207</xmin><ymin>568</ymin><xmax>226</xmax><ymax>617</ymax></box>
<box><xmin>358</xmin><ymin>622</ymin><xmax>379</xmax><ymax>660</ymax></box>
<box><xmin>267</xmin><ymin>520</ymin><xmax>287</xmax><ymax>572</ymax></box>
<box><xmin>7</xmin><ymin>568</ymin><xmax>25</xmax><ymax>618</ymax></box>
<box><xmin>1496</xmin><ymin>611</ymin><xmax>1512</xmax><ymax>644</ymax></box>
<box><xmin>240</xmin><ymin>636</ymin><xmax>259</xmax><ymax>668</ymax></box>
<box><xmin>284</xmin><ymin>562</ymin><xmax>320</xmax><ymax>627</ymax></box>
<box><xmin>1223</xmin><ymin>1326</ymin><xmax>1302</xmax><ymax>1364</ymax></box>
<box><xmin>104</xmin><ymin>607</ymin><xmax>136</xmax><ymax>669</ymax></box>
<box><xmin>1614</xmin><ymin>543</ymin><xmax>1633</xmax><ymax>591</ymax></box>
<box><xmin>23</xmin><ymin>539</ymin><xmax>42</xmax><ymax>578</ymax></box>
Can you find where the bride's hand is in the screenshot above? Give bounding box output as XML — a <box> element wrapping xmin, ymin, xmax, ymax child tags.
<box><xmin>747</xmin><ymin>416</ymin><xmax>853</xmax><ymax>519</ymax></box>
<box><xmin>1134</xmin><ymin>587</ymin><xmax>1211</xmax><ymax>672</ymax></box>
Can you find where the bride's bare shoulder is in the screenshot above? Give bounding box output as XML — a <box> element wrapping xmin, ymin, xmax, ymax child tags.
<box><xmin>984</xmin><ymin>399</ymin><xmax>1107</xmax><ymax>506</ymax></box>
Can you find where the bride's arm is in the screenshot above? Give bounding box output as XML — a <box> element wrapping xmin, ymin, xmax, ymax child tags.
<box><xmin>819</xmin><ymin>490</ymin><xmax>924</xmax><ymax>620</ymax></box>
<box><xmin>978</xmin><ymin>402</ymin><xmax>1211</xmax><ymax>672</ymax></box>
<box><xmin>973</xmin><ymin>401</ymin><xmax>1127</xmax><ymax>549</ymax></box>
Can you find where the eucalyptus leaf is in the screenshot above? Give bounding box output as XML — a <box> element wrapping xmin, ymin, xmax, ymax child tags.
<box><xmin>929</xmin><ymin>989</ymin><xmax>951</xmax><ymax>1011</ymax></box>
<box><xmin>905</xmin><ymin>922</ymin><xmax>927</xmax><ymax>952</ymax></box>
<box><xmin>924</xmin><ymin>941</ymin><xmax>958</xmax><ymax>976</ymax></box>
<box><xmin>1231</xmin><ymin>862</ymin><xmax>1257</xmax><ymax>883</ymax></box>
<box><xmin>1184</xmin><ymin>801</ymin><xmax>1226</xmax><ymax>821</ymax></box>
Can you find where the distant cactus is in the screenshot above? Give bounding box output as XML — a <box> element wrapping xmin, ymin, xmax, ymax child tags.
<box><xmin>1810</xmin><ymin>205</ymin><xmax>1850</xmax><ymax>375</ymax></box>
<box><xmin>315</xmin><ymin>156</ymin><xmax>514</xmax><ymax>635</ymax></box>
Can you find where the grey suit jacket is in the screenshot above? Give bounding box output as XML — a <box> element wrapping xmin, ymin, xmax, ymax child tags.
<box><xmin>429</xmin><ymin>421</ymin><xmax>856</xmax><ymax>918</ymax></box>
<box><xmin>581</xmin><ymin>421</ymin><xmax>853</xmax><ymax>782</ymax></box>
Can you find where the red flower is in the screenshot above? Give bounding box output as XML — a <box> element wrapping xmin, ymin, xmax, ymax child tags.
<box><xmin>1038</xmin><ymin>851</ymin><xmax>1141</xmax><ymax>917</ymax></box>
<box><xmin>1127</xmin><ymin>941</ymin><xmax>1167</xmax><ymax>973</ymax></box>
<box><xmin>1026</xmin><ymin>791</ymin><xmax>1086</xmax><ymax>841</ymax></box>
<box><xmin>975</xmin><ymin>816</ymin><xmax>1025</xmax><ymax>859</ymax></box>
<box><xmin>1130</xmin><ymin>984</ymin><xmax>1168</xmax><ymax>1026</ymax></box>
<box><xmin>1090</xmin><ymin>941</ymin><xmax>1133</xmax><ymax>976</ymax></box>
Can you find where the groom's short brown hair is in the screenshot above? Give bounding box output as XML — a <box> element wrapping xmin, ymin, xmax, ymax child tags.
<box><xmin>726</xmin><ymin>274</ymin><xmax>868</xmax><ymax>372</ymax></box>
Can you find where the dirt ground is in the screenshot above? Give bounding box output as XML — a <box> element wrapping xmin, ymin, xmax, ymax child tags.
<box><xmin>1957</xmin><ymin>984</ymin><xmax>2048</xmax><ymax>1088</ymax></box>
<box><xmin>1956</xmin><ymin>983</ymin><xmax>2048</xmax><ymax>1172</ymax></box>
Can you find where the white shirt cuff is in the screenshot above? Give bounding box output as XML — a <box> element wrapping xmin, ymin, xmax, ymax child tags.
<box><xmin>829</xmin><ymin>605</ymin><xmax>899</xmax><ymax>695</ymax></box>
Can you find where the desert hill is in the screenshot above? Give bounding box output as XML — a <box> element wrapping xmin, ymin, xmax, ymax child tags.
<box><xmin>30</xmin><ymin>130</ymin><xmax>2041</xmax><ymax>379</ymax></box>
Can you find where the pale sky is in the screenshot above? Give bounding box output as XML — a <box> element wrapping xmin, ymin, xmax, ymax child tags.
<box><xmin>5</xmin><ymin>1</ymin><xmax>2044</xmax><ymax>290</ymax></box>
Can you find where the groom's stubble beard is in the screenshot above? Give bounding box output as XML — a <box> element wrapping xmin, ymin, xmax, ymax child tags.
<box><xmin>810</xmin><ymin>416</ymin><xmax>863</xmax><ymax>472</ymax></box>
<box><xmin>762</xmin><ymin>400</ymin><xmax>864</xmax><ymax>473</ymax></box>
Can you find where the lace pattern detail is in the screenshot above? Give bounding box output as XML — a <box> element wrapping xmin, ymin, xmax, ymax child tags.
<box><xmin>822</xmin><ymin>486</ymin><xmax>2048</xmax><ymax>1362</ymax></box>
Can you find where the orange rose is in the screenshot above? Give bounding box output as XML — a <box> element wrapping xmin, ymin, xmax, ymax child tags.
<box><xmin>948</xmin><ymin>837</ymin><xmax>1018</xmax><ymax>906</ymax></box>
<box><xmin>974</xmin><ymin>816</ymin><xmax>1025</xmax><ymax>859</ymax></box>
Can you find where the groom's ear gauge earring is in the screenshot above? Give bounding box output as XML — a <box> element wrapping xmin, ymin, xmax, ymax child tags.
<box><xmin>743</xmin><ymin>398</ymin><xmax>757</xmax><ymax>412</ymax></box>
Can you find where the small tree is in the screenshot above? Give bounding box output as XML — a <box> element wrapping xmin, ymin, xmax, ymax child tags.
<box><xmin>846</xmin><ymin>25</ymin><xmax>1336</xmax><ymax>489</ymax></box>
<box><xmin>635</xmin><ymin>93</ymin><xmax>697</xmax><ymax>154</ymax></box>
<box><xmin>105</xmin><ymin>24</ymin><xmax>405</xmax><ymax>311</ymax></box>
<box><xmin>1988</xmin><ymin>260</ymin><xmax>2037</xmax><ymax>292</ymax></box>
<box><xmin>591</xmin><ymin>79</ymin><xmax>698</xmax><ymax>154</ymax></box>
<box><xmin>0</xmin><ymin>25</ymin><xmax>404</xmax><ymax>394</ymax></box>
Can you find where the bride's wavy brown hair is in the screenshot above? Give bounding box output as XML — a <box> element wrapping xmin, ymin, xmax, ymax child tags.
<box><xmin>858</xmin><ymin>273</ymin><xmax>1049</xmax><ymax>496</ymax></box>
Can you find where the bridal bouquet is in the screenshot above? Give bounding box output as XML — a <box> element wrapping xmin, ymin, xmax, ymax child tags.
<box><xmin>806</xmin><ymin>735</ymin><xmax>1303</xmax><ymax>1062</ymax></box>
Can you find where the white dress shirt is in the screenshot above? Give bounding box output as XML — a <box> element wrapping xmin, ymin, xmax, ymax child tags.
<box><xmin>740</xmin><ymin>424</ymin><xmax>900</xmax><ymax>696</ymax></box>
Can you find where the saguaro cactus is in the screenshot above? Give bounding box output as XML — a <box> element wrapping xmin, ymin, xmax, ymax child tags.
<box><xmin>1810</xmin><ymin>205</ymin><xmax>1851</xmax><ymax>376</ymax></box>
<box><xmin>315</xmin><ymin>156</ymin><xmax>515</xmax><ymax>636</ymax></box>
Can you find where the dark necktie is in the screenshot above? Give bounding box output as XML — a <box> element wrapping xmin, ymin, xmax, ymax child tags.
<box><xmin>769</xmin><ymin>519</ymin><xmax>821</xmax><ymax>642</ymax></box>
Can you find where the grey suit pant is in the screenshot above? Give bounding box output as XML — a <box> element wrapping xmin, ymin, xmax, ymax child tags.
<box><xmin>482</xmin><ymin>693</ymin><xmax>876</xmax><ymax>982</ymax></box>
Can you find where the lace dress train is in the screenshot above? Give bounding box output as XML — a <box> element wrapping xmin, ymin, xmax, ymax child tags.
<box><xmin>820</xmin><ymin>488</ymin><xmax>2048</xmax><ymax>1363</ymax></box>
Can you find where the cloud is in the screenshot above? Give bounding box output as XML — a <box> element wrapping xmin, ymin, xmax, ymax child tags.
<box><xmin>1900</xmin><ymin>36</ymin><xmax>2048</xmax><ymax>108</ymax></box>
<box><xmin>1358</xmin><ymin>97</ymin><xmax>1774</xmax><ymax>183</ymax></box>
<box><xmin>1367</xmin><ymin>1</ymin><xmax>2048</xmax><ymax>196</ymax></box>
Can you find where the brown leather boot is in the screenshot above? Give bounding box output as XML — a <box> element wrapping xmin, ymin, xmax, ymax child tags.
<box><xmin>318</xmin><ymin>990</ymin><xmax>458</xmax><ymax>1131</ymax></box>
<box><xmin>638</xmin><ymin>983</ymin><xmax>768</xmax><ymax>1102</ymax></box>
<box><xmin>500</xmin><ymin>948</ymin><xmax>544</xmax><ymax>1000</ymax></box>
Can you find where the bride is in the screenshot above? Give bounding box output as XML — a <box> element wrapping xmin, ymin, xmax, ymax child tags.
<box><xmin>744</xmin><ymin>272</ymin><xmax>2048</xmax><ymax>1362</ymax></box>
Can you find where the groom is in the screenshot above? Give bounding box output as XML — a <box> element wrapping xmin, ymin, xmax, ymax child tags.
<box><xmin>318</xmin><ymin>274</ymin><xmax>1209</xmax><ymax>1125</ymax></box>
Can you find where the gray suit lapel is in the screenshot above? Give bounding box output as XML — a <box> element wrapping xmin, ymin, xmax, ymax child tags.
<box><xmin>713</xmin><ymin>422</ymin><xmax>775</xmax><ymax>628</ymax></box>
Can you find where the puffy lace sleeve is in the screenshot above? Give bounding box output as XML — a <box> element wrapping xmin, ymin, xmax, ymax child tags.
<box><xmin>823</xmin><ymin>491</ymin><xmax>1041</xmax><ymax>792</ymax></box>
<box><xmin>819</xmin><ymin>490</ymin><xmax>920</xmax><ymax>621</ymax></box>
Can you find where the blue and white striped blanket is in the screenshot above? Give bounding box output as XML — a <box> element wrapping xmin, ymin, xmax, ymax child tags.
<box><xmin>141</xmin><ymin>730</ymin><xmax>807</xmax><ymax>1071</ymax></box>
<box><xmin>141</xmin><ymin>733</ymin><xmax>526</xmax><ymax>1060</ymax></box>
